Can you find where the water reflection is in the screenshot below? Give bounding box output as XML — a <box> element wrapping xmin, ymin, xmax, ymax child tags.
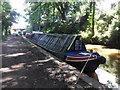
<box><xmin>115</xmin><ymin>59</ymin><xmax>120</xmax><ymax>84</ymax></box>
<box><xmin>85</xmin><ymin>44</ymin><xmax>120</xmax><ymax>87</ymax></box>
<box><xmin>102</xmin><ymin>55</ymin><xmax>120</xmax><ymax>84</ymax></box>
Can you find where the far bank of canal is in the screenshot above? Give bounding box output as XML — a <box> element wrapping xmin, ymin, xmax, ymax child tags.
<box><xmin>86</xmin><ymin>44</ymin><xmax>120</xmax><ymax>88</ymax></box>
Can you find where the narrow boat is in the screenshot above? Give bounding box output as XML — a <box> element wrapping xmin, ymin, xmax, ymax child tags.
<box><xmin>24</xmin><ymin>33</ymin><xmax>106</xmax><ymax>77</ymax></box>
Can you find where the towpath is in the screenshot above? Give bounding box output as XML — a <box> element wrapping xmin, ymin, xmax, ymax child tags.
<box><xmin>1</xmin><ymin>35</ymin><xmax>68</xmax><ymax>88</ymax></box>
<box><xmin>1</xmin><ymin>35</ymin><xmax>107</xmax><ymax>89</ymax></box>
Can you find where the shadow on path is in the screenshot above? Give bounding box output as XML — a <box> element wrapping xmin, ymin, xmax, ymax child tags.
<box><xmin>1</xmin><ymin>35</ymin><xmax>67</xmax><ymax>88</ymax></box>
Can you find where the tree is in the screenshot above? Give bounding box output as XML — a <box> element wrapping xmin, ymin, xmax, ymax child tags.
<box><xmin>86</xmin><ymin>2</ymin><xmax>96</xmax><ymax>37</ymax></box>
<box><xmin>25</xmin><ymin>2</ymin><xmax>89</xmax><ymax>34</ymax></box>
<box><xmin>91</xmin><ymin>2</ymin><xmax>95</xmax><ymax>36</ymax></box>
<box><xmin>107</xmin><ymin>1</ymin><xmax>120</xmax><ymax>49</ymax></box>
<box><xmin>1</xmin><ymin>2</ymin><xmax>19</xmax><ymax>36</ymax></box>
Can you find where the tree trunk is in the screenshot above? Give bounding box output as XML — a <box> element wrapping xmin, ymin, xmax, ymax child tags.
<box><xmin>56</xmin><ymin>2</ymin><xmax>67</xmax><ymax>21</ymax></box>
<box><xmin>5</xmin><ymin>26</ymin><xmax>8</xmax><ymax>36</ymax></box>
<box><xmin>91</xmin><ymin>2</ymin><xmax>95</xmax><ymax>36</ymax></box>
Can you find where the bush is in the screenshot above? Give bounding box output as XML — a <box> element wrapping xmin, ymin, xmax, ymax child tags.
<box><xmin>107</xmin><ymin>30</ymin><xmax>120</xmax><ymax>49</ymax></box>
<box><xmin>1</xmin><ymin>35</ymin><xmax>8</xmax><ymax>42</ymax></box>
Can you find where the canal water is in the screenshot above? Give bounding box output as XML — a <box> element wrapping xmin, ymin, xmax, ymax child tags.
<box><xmin>86</xmin><ymin>44</ymin><xmax>120</xmax><ymax>88</ymax></box>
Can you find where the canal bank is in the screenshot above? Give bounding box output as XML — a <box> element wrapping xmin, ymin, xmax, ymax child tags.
<box><xmin>1</xmin><ymin>35</ymin><xmax>108</xmax><ymax>89</ymax></box>
<box><xmin>86</xmin><ymin>44</ymin><xmax>120</xmax><ymax>88</ymax></box>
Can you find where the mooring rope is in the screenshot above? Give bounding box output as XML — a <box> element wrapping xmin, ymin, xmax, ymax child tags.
<box><xmin>73</xmin><ymin>51</ymin><xmax>93</xmax><ymax>86</ymax></box>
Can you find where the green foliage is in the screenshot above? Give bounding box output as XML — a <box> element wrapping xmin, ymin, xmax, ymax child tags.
<box><xmin>107</xmin><ymin>2</ymin><xmax>120</xmax><ymax>49</ymax></box>
<box><xmin>25</xmin><ymin>1</ymin><xmax>119</xmax><ymax>49</ymax></box>
<box><xmin>25</xmin><ymin>2</ymin><xmax>90</xmax><ymax>34</ymax></box>
<box><xmin>96</xmin><ymin>14</ymin><xmax>113</xmax><ymax>34</ymax></box>
<box><xmin>1</xmin><ymin>2</ymin><xmax>19</xmax><ymax>36</ymax></box>
<box><xmin>82</xmin><ymin>1</ymin><xmax>120</xmax><ymax>49</ymax></box>
<box><xmin>108</xmin><ymin>30</ymin><xmax>120</xmax><ymax>49</ymax></box>
<box><xmin>0</xmin><ymin>35</ymin><xmax>8</xmax><ymax>42</ymax></box>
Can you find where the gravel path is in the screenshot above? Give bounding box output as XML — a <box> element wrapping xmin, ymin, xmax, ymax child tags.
<box><xmin>1</xmin><ymin>35</ymin><xmax>106</xmax><ymax>89</ymax></box>
<box><xmin>1</xmin><ymin>35</ymin><xmax>68</xmax><ymax>89</ymax></box>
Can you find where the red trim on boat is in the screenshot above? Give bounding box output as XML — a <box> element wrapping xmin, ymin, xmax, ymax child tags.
<box><xmin>66</xmin><ymin>56</ymin><xmax>97</xmax><ymax>61</ymax></box>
